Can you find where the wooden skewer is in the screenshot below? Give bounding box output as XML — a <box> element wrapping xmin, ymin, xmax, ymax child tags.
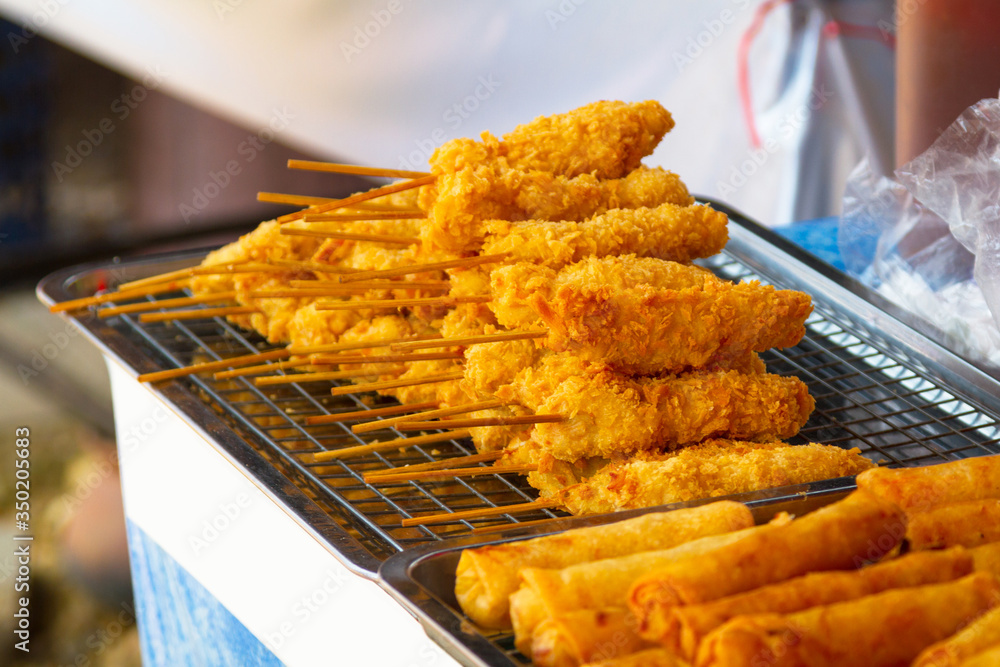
<box><xmin>352</xmin><ymin>399</ymin><xmax>505</xmax><ymax>434</ymax></box>
<box><xmin>302</xmin><ymin>211</ymin><xmax>426</xmax><ymax>222</ymax></box>
<box><xmin>288</xmin><ymin>279</ymin><xmax>450</xmax><ymax>290</ymax></box>
<box><xmin>267</xmin><ymin>259</ymin><xmax>361</xmax><ymax>274</ymax></box>
<box><xmin>337</xmin><ymin>254</ymin><xmax>508</xmax><ymax>283</ymax></box>
<box><xmin>400</xmin><ymin>498</ymin><xmax>561</xmax><ymax>527</ymax></box>
<box><xmin>391</xmin><ymin>330</ymin><xmax>548</xmax><ymax>351</ymax></box>
<box><xmin>286</xmin><ymin>334</ymin><xmax>442</xmax><ymax>356</ymax></box>
<box><xmin>258</xmin><ymin>192</ymin><xmax>338</xmax><ymax>207</ymax></box>
<box><xmin>368</xmin><ymin>464</ymin><xmax>538</xmax><ymax>485</ymax></box>
<box><xmin>470</xmin><ymin>516</ymin><xmax>567</xmax><ymax>535</ymax></box>
<box><xmin>305</xmin><ymin>401</ymin><xmax>440</xmax><ymax>425</ymax></box>
<box><xmin>363</xmin><ymin>451</ymin><xmax>502</xmax><ymax>479</ymax></box>
<box><xmin>116</xmin><ymin>262</ymin><xmax>287</xmax><ymax>292</ymax></box>
<box><xmin>287</xmin><ymin>159</ymin><xmax>431</xmax><ymax>180</ymax></box>
<box><xmin>310</xmin><ymin>429</ymin><xmax>471</xmax><ymax>462</ymax></box>
<box><xmin>138</xmin><ymin>305</ymin><xmax>260</xmax><ymax>323</ymax></box>
<box><xmin>310</xmin><ymin>351</ymin><xmax>464</xmax><ymax>366</ymax></box>
<box><xmin>213</xmin><ymin>357</ymin><xmax>315</xmax><ymax>380</ymax></box>
<box><xmin>279</xmin><ymin>228</ymin><xmax>420</xmax><ymax>245</ymax></box>
<box><xmin>98</xmin><ymin>292</ymin><xmax>238</xmax><ymax>318</ymax></box>
<box><xmin>254</xmin><ymin>366</ymin><xmax>405</xmax><ymax>386</ymax></box>
<box><xmin>278</xmin><ymin>175</ymin><xmax>437</xmax><ymax>223</ymax></box>
<box><xmin>397</xmin><ymin>415</ymin><xmax>564</xmax><ymax>430</ymax></box>
<box><xmin>137</xmin><ymin>349</ymin><xmax>290</xmax><ymax>383</ymax></box>
<box><xmin>329</xmin><ymin>370</ymin><xmax>464</xmax><ymax>396</ymax></box>
<box><xmin>316</xmin><ymin>295</ymin><xmax>490</xmax><ymax>311</ymax></box>
<box><xmin>247</xmin><ymin>289</ymin><xmax>388</xmax><ymax>299</ymax></box>
<box><xmin>49</xmin><ymin>280</ymin><xmax>193</xmax><ymax>313</ymax></box>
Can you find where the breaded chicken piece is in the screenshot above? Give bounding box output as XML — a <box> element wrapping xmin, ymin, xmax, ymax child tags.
<box><xmin>482</xmin><ymin>202</ymin><xmax>728</xmax><ymax>267</ymax></box>
<box><xmin>420</xmin><ymin>165</ymin><xmax>693</xmax><ymax>254</ymax></box>
<box><xmin>491</xmin><ymin>256</ymin><xmax>812</xmax><ymax>374</ymax></box>
<box><xmin>549</xmin><ymin>440</ymin><xmax>874</xmax><ymax>515</ymax></box>
<box><xmin>487</xmin><ymin>353</ymin><xmax>813</xmax><ymax>461</ymax></box>
<box><xmin>430</xmin><ymin>100</ymin><xmax>674</xmax><ymax>179</ymax></box>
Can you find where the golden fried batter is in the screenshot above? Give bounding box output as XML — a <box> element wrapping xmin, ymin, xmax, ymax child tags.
<box><xmin>488</xmin><ymin>353</ymin><xmax>813</xmax><ymax>461</ymax></box>
<box><xmin>551</xmin><ymin>440</ymin><xmax>873</xmax><ymax>515</ymax></box>
<box><xmin>482</xmin><ymin>202</ymin><xmax>727</xmax><ymax>267</ymax></box>
<box><xmin>491</xmin><ymin>256</ymin><xmax>812</xmax><ymax>374</ymax></box>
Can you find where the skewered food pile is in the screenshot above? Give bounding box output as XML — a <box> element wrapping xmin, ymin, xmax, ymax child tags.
<box><xmin>454</xmin><ymin>455</ymin><xmax>1000</xmax><ymax>666</ymax></box>
<box><xmin>51</xmin><ymin>100</ymin><xmax>875</xmax><ymax>521</ymax></box>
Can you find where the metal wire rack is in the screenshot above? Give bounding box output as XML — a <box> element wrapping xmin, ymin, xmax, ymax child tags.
<box><xmin>41</xmin><ymin>207</ymin><xmax>1000</xmax><ymax>577</ymax></box>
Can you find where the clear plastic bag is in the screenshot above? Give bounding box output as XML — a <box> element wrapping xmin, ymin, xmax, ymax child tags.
<box><xmin>839</xmin><ymin>98</ymin><xmax>1000</xmax><ymax>369</ymax></box>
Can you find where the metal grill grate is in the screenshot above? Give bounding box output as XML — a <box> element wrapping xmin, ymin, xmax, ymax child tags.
<box><xmin>48</xmin><ymin>212</ymin><xmax>1000</xmax><ymax>573</ymax></box>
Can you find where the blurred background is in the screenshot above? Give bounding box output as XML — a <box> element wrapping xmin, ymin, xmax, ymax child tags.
<box><xmin>4</xmin><ymin>0</ymin><xmax>991</xmax><ymax>664</ymax></box>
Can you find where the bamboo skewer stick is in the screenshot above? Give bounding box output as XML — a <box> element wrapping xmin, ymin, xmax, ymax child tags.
<box><xmin>368</xmin><ymin>464</ymin><xmax>538</xmax><ymax>485</ymax></box>
<box><xmin>98</xmin><ymin>292</ymin><xmax>238</xmax><ymax>318</ymax></box>
<box><xmin>138</xmin><ymin>305</ymin><xmax>260</xmax><ymax>323</ymax></box>
<box><xmin>401</xmin><ymin>498</ymin><xmax>561</xmax><ymax>527</ymax></box>
<box><xmin>286</xmin><ymin>334</ymin><xmax>442</xmax><ymax>356</ymax></box>
<box><xmin>213</xmin><ymin>357</ymin><xmax>315</xmax><ymax>380</ymax></box>
<box><xmin>288</xmin><ymin>279</ymin><xmax>450</xmax><ymax>290</ymax></box>
<box><xmin>336</xmin><ymin>254</ymin><xmax>508</xmax><ymax>283</ymax></box>
<box><xmin>397</xmin><ymin>415</ymin><xmax>564</xmax><ymax>430</ymax></box>
<box><xmin>310</xmin><ymin>429</ymin><xmax>472</xmax><ymax>462</ymax></box>
<box><xmin>302</xmin><ymin>212</ymin><xmax>426</xmax><ymax>222</ymax></box>
<box><xmin>254</xmin><ymin>366</ymin><xmax>406</xmax><ymax>386</ymax></box>
<box><xmin>279</xmin><ymin>228</ymin><xmax>420</xmax><ymax>245</ymax></box>
<box><xmin>310</xmin><ymin>351</ymin><xmax>464</xmax><ymax>366</ymax></box>
<box><xmin>267</xmin><ymin>259</ymin><xmax>361</xmax><ymax>274</ymax></box>
<box><xmin>352</xmin><ymin>399</ymin><xmax>505</xmax><ymax>434</ymax></box>
<box><xmin>137</xmin><ymin>349</ymin><xmax>290</xmax><ymax>383</ymax></box>
<box><xmin>470</xmin><ymin>516</ymin><xmax>566</xmax><ymax>535</ymax></box>
<box><xmin>363</xmin><ymin>451</ymin><xmax>502</xmax><ymax>479</ymax></box>
<box><xmin>305</xmin><ymin>401</ymin><xmax>440</xmax><ymax>426</ymax></box>
<box><xmin>116</xmin><ymin>262</ymin><xmax>289</xmax><ymax>292</ymax></box>
<box><xmin>278</xmin><ymin>175</ymin><xmax>437</xmax><ymax>223</ymax></box>
<box><xmin>391</xmin><ymin>330</ymin><xmax>548</xmax><ymax>351</ymax></box>
<box><xmin>258</xmin><ymin>192</ymin><xmax>338</xmax><ymax>207</ymax></box>
<box><xmin>330</xmin><ymin>371</ymin><xmax>464</xmax><ymax>396</ymax></box>
<box><xmin>287</xmin><ymin>159</ymin><xmax>431</xmax><ymax>179</ymax></box>
<box><xmin>49</xmin><ymin>280</ymin><xmax>193</xmax><ymax>313</ymax></box>
<box><xmin>315</xmin><ymin>295</ymin><xmax>490</xmax><ymax>311</ymax></box>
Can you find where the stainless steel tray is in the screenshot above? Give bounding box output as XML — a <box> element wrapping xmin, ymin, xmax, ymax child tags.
<box><xmin>37</xmin><ymin>201</ymin><xmax>1000</xmax><ymax>585</ymax></box>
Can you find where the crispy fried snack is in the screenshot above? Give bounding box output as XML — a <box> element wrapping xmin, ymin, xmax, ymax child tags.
<box><xmin>531</xmin><ymin>608</ymin><xmax>650</xmax><ymax>667</ymax></box>
<box><xmin>694</xmin><ymin>573</ymin><xmax>1000</xmax><ymax>667</ymax></box>
<box><xmin>856</xmin><ymin>455</ymin><xmax>1000</xmax><ymax>511</ymax></box>
<box><xmin>491</xmin><ymin>256</ymin><xmax>812</xmax><ymax>374</ymax></box>
<box><xmin>627</xmin><ymin>491</ymin><xmax>906</xmax><ymax>637</ymax></box>
<box><xmin>972</xmin><ymin>541</ymin><xmax>1000</xmax><ymax>577</ymax></box>
<box><xmin>549</xmin><ymin>440</ymin><xmax>874</xmax><ymax>515</ymax></box>
<box><xmin>429</xmin><ymin>100</ymin><xmax>674</xmax><ymax>179</ymax></box>
<box><xmin>422</xmin><ymin>165</ymin><xmax>693</xmax><ymax>253</ymax></box>
<box><xmin>454</xmin><ymin>502</ymin><xmax>753</xmax><ymax>629</ymax></box>
<box><xmin>657</xmin><ymin>547</ymin><xmax>973</xmax><ymax>660</ymax></box>
<box><xmin>959</xmin><ymin>645</ymin><xmax>1000</xmax><ymax>666</ymax></box>
<box><xmin>481</xmin><ymin>202</ymin><xmax>728</xmax><ymax>267</ymax></box>
<box><xmin>491</xmin><ymin>353</ymin><xmax>814</xmax><ymax>461</ymax></box>
<box><xmin>907</xmin><ymin>499</ymin><xmax>1000</xmax><ymax>550</ymax></box>
<box><xmin>913</xmin><ymin>605</ymin><xmax>1000</xmax><ymax>667</ymax></box>
<box><xmin>509</xmin><ymin>519</ymin><xmax>792</xmax><ymax>655</ymax></box>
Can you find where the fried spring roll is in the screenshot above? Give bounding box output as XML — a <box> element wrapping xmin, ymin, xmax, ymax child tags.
<box><xmin>658</xmin><ymin>547</ymin><xmax>972</xmax><ymax>659</ymax></box>
<box><xmin>972</xmin><ymin>541</ymin><xmax>1000</xmax><ymax>576</ymax></box>
<box><xmin>510</xmin><ymin>517</ymin><xmax>791</xmax><ymax>655</ymax></box>
<box><xmin>913</xmin><ymin>605</ymin><xmax>1000</xmax><ymax>667</ymax></box>
<box><xmin>627</xmin><ymin>491</ymin><xmax>906</xmax><ymax>640</ymax></box>
<box><xmin>856</xmin><ymin>455</ymin><xmax>1000</xmax><ymax>511</ymax></box>
<box><xmin>907</xmin><ymin>500</ymin><xmax>1000</xmax><ymax>550</ymax></box>
<box><xmin>454</xmin><ymin>501</ymin><xmax>753</xmax><ymax>629</ymax></box>
<box><xmin>582</xmin><ymin>647</ymin><xmax>688</xmax><ymax>667</ymax></box>
<box><xmin>695</xmin><ymin>573</ymin><xmax>1000</xmax><ymax>667</ymax></box>
<box><xmin>531</xmin><ymin>608</ymin><xmax>649</xmax><ymax>667</ymax></box>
